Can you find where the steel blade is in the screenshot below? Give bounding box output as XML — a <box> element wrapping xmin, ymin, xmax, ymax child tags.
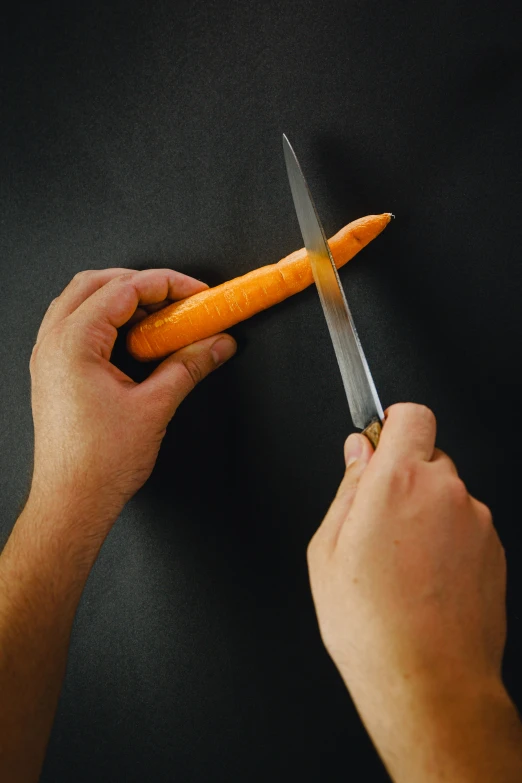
<box><xmin>283</xmin><ymin>134</ymin><xmax>384</xmax><ymax>430</ymax></box>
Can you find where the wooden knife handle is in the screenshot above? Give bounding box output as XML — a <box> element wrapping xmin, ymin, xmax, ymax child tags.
<box><xmin>362</xmin><ymin>418</ymin><xmax>382</xmax><ymax>449</ymax></box>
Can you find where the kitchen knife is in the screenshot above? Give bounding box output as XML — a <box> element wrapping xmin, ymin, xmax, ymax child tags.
<box><xmin>283</xmin><ymin>134</ymin><xmax>384</xmax><ymax>448</ymax></box>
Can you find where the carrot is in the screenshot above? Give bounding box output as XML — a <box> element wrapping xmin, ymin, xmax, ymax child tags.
<box><xmin>127</xmin><ymin>213</ymin><xmax>391</xmax><ymax>361</ymax></box>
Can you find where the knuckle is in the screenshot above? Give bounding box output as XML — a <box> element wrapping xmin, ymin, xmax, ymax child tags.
<box><xmin>29</xmin><ymin>342</ymin><xmax>40</xmax><ymax>372</ymax></box>
<box><xmin>475</xmin><ymin>499</ymin><xmax>493</xmax><ymax>526</ymax></box>
<box><xmin>448</xmin><ymin>477</ymin><xmax>469</xmax><ymax>506</ymax></box>
<box><xmin>71</xmin><ymin>270</ymin><xmax>93</xmax><ymax>285</ymax></box>
<box><xmin>307</xmin><ymin>532</ymin><xmax>323</xmax><ymax>567</ymax></box>
<box><xmin>114</xmin><ymin>272</ymin><xmax>135</xmax><ymax>284</ymax></box>
<box><xmin>415</xmin><ymin>403</ymin><xmax>436</xmax><ymax>422</ymax></box>
<box><xmin>306</xmin><ymin>543</ymin><xmax>318</xmax><ymax>571</ymax></box>
<box><xmin>417</xmin><ymin>404</ymin><xmax>436</xmax><ymax>432</ymax></box>
<box><xmin>411</xmin><ymin>404</ymin><xmax>436</xmax><ymax>436</ymax></box>
<box><xmin>437</xmin><ymin>450</ymin><xmax>457</xmax><ymax>475</ymax></box>
<box><xmin>48</xmin><ymin>321</ymin><xmax>79</xmax><ymax>358</ymax></box>
<box><xmin>385</xmin><ymin>402</ymin><xmax>409</xmax><ymax>420</ymax></box>
<box><xmin>182</xmin><ymin>357</ymin><xmax>204</xmax><ymax>387</ymax></box>
<box><xmin>387</xmin><ymin>402</ymin><xmax>435</xmax><ymax>429</ymax></box>
<box><xmin>384</xmin><ymin>456</ymin><xmax>418</xmax><ymax>493</ymax></box>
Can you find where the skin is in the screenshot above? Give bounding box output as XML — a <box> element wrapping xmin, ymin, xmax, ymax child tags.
<box><xmin>308</xmin><ymin>408</ymin><xmax>522</xmax><ymax>781</ymax></box>
<box><xmin>0</xmin><ymin>268</ymin><xmax>237</xmax><ymax>782</ymax></box>
<box><xmin>0</xmin><ymin>268</ymin><xmax>521</xmax><ymax>781</ymax></box>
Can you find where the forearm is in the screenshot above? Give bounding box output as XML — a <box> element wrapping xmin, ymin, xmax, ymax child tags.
<box><xmin>348</xmin><ymin>673</ymin><xmax>522</xmax><ymax>783</ymax></box>
<box><xmin>0</xmin><ymin>494</ymin><xmax>112</xmax><ymax>783</ymax></box>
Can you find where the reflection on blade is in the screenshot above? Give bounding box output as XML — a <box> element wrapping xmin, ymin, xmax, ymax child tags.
<box><xmin>283</xmin><ymin>134</ymin><xmax>383</xmax><ymax>430</ymax></box>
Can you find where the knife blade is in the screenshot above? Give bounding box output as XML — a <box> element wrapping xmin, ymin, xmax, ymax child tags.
<box><xmin>282</xmin><ymin>134</ymin><xmax>384</xmax><ymax>447</ymax></box>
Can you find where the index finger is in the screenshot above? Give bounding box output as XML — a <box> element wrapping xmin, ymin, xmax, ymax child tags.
<box><xmin>377</xmin><ymin>403</ymin><xmax>437</xmax><ymax>462</ymax></box>
<box><xmin>36</xmin><ymin>268</ymin><xmax>133</xmax><ymax>345</ymax></box>
<box><xmin>67</xmin><ymin>269</ymin><xmax>208</xmax><ymax>360</ymax></box>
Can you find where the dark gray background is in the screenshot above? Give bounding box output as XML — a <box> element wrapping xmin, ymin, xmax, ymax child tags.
<box><xmin>1</xmin><ymin>1</ymin><xmax>521</xmax><ymax>781</ymax></box>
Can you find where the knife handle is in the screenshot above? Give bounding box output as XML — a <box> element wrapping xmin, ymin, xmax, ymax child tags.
<box><xmin>362</xmin><ymin>418</ymin><xmax>382</xmax><ymax>449</ymax></box>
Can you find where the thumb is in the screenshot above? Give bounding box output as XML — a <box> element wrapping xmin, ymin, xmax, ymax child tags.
<box><xmin>316</xmin><ymin>434</ymin><xmax>374</xmax><ymax>550</ymax></box>
<box><xmin>339</xmin><ymin>432</ymin><xmax>374</xmax><ymax>503</ymax></box>
<box><xmin>137</xmin><ymin>334</ymin><xmax>237</xmax><ymax>423</ymax></box>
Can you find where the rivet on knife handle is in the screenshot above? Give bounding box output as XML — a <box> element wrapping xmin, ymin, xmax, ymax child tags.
<box><xmin>362</xmin><ymin>418</ymin><xmax>382</xmax><ymax>449</ymax></box>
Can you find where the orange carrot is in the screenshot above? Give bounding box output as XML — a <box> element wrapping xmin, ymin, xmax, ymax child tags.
<box><xmin>127</xmin><ymin>213</ymin><xmax>391</xmax><ymax>361</ymax></box>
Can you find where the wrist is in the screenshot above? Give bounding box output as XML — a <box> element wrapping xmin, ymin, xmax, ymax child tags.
<box><xmin>27</xmin><ymin>476</ymin><xmax>122</xmax><ymax>535</ymax></box>
<box><xmin>420</xmin><ymin>677</ymin><xmax>522</xmax><ymax>782</ymax></box>
<box><xmin>17</xmin><ymin>485</ymin><xmax>119</xmax><ymax>566</ymax></box>
<box><xmin>356</xmin><ymin>673</ymin><xmax>522</xmax><ymax>783</ymax></box>
<box><xmin>0</xmin><ymin>493</ymin><xmax>115</xmax><ymax>625</ymax></box>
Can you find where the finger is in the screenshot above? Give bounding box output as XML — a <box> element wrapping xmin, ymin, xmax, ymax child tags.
<box><xmin>430</xmin><ymin>447</ymin><xmax>458</xmax><ymax>476</ymax></box>
<box><xmin>311</xmin><ymin>434</ymin><xmax>374</xmax><ymax>554</ymax></box>
<box><xmin>135</xmin><ymin>334</ymin><xmax>237</xmax><ymax>423</ymax></box>
<box><xmin>141</xmin><ymin>299</ymin><xmax>171</xmax><ymax>314</ymax></box>
<box><xmin>470</xmin><ymin>496</ymin><xmax>493</xmax><ymax>526</ymax></box>
<box><xmin>124</xmin><ymin>301</ymin><xmax>172</xmax><ymax>328</ymax></box>
<box><xmin>36</xmin><ymin>268</ymin><xmax>132</xmax><ymax>344</ymax></box>
<box><xmin>67</xmin><ymin>270</ymin><xmax>208</xmax><ymax>359</ymax></box>
<box><xmin>125</xmin><ymin>307</ymin><xmax>148</xmax><ymax>327</ymax></box>
<box><xmin>378</xmin><ymin>403</ymin><xmax>437</xmax><ymax>462</ymax></box>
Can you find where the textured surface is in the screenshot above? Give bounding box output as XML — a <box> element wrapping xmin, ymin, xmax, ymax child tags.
<box><xmin>1</xmin><ymin>1</ymin><xmax>522</xmax><ymax>781</ymax></box>
<box><xmin>127</xmin><ymin>214</ymin><xmax>390</xmax><ymax>359</ymax></box>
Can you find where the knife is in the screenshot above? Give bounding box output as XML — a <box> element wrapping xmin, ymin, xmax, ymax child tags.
<box><xmin>282</xmin><ymin>134</ymin><xmax>384</xmax><ymax>448</ymax></box>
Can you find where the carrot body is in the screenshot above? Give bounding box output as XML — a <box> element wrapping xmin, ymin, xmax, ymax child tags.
<box><xmin>127</xmin><ymin>213</ymin><xmax>391</xmax><ymax>361</ymax></box>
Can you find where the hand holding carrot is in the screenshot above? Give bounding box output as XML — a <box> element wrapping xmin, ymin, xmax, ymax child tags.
<box><xmin>0</xmin><ymin>267</ymin><xmax>235</xmax><ymax>783</ymax></box>
<box><xmin>27</xmin><ymin>212</ymin><xmax>390</xmax><ymax>535</ymax></box>
<box><xmin>28</xmin><ymin>268</ymin><xmax>237</xmax><ymax>539</ymax></box>
<box><xmin>3</xmin><ymin>239</ymin><xmax>521</xmax><ymax>783</ymax></box>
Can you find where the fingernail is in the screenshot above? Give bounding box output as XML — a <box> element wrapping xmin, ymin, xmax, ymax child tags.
<box><xmin>344</xmin><ymin>434</ymin><xmax>363</xmax><ymax>468</ymax></box>
<box><xmin>211</xmin><ymin>337</ymin><xmax>236</xmax><ymax>366</ymax></box>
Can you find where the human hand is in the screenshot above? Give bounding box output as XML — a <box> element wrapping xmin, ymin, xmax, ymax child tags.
<box><xmin>28</xmin><ymin>268</ymin><xmax>236</xmax><ymax>535</ymax></box>
<box><xmin>308</xmin><ymin>403</ymin><xmax>519</xmax><ymax>781</ymax></box>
